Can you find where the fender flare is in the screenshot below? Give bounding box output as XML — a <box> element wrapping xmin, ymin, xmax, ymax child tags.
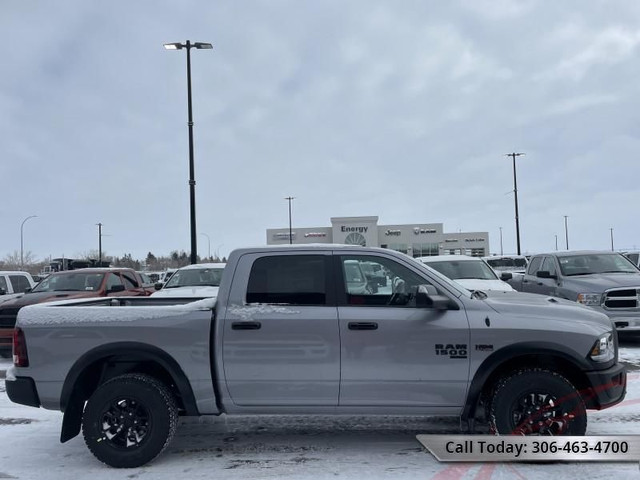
<box><xmin>60</xmin><ymin>342</ymin><xmax>199</xmax><ymax>442</ymax></box>
<box><xmin>461</xmin><ymin>341</ymin><xmax>591</xmax><ymax>422</ymax></box>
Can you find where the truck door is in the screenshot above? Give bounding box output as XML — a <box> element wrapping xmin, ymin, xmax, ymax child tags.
<box><xmin>524</xmin><ymin>256</ymin><xmax>558</xmax><ymax>296</ymax></box>
<box><xmin>520</xmin><ymin>256</ymin><xmax>543</xmax><ymax>293</ymax></box>
<box><xmin>335</xmin><ymin>254</ymin><xmax>470</xmax><ymax>407</ymax></box>
<box><xmin>222</xmin><ymin>252</ymin><xmax>340</xmax><ymax>406</ymax></box>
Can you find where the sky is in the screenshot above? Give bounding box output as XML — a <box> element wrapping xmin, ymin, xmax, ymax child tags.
<box><xmin>2</xmin><ymin>0</ymin><xmax>640</xmax><ymax>263</ymax></box>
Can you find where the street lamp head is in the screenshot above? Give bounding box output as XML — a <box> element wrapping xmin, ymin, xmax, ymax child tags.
<box><xmin>193</xmin><ymin>42</ymin><xmax>213</xmax><ymax>49</ymax></box>
<box><xmin>163</xmin><ymin>42</ymin><xmax>183</xmax><ymax>50</ymax></box>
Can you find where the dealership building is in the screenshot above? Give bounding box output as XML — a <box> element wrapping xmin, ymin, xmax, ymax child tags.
<box><xmin>266</xmin><ymin>216</ymin><xmax>490</xmax><ymax>257</ymax></box>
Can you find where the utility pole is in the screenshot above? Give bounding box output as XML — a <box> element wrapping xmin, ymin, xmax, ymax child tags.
<box><xmin>610</xmin><ymin>228</ymin><xmax>614</xmax><ymax>251</ymax></box>
<box><xmin>96</xmin><ymin>223</ymin><xmax>103</xmax><ymax>264</ymax></box>
<box><xmin>555</xmin><ymin>234</ymin><xmax>558</xmax><ymax>251</ymax></box>
<box><xmin>499</xmin><ymin>227</ymin><xmax>503</xmax><ymax>255</ymax></box>
<box><xmin>505</xmin><ymin>153</ymin><xmax>525</xmax><ymax>255</ymax></box>
<box><xmin>564</xmin><ymin>216</ymin><xmax>569</xmax><ymax>250</ymax></box>
<box><xmin>285</xmin><ymin>196</ymin><xmax>295</xmax><ymax>244</ymax></box>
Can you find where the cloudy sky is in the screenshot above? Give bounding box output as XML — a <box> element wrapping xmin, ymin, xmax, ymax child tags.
<box><xmin>2</xmin><ymin>0</ymin><xmax>639</xmax><ymax>262</ymax></box>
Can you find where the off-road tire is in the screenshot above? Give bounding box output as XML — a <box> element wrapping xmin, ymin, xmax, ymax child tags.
<box><xmin>489</xmin><ymin>368</ymin><xmax>587</xmax><ymax>435</ymax></box>
<box><xmin>82</xmin><ymin>374</ymin><xmax>178</xmax><ymax>468</ymax></box>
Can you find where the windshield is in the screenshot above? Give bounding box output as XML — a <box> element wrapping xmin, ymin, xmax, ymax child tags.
<box><xmin>427</xmin><ymin>260</ymin><xmax>498</xmax><ymax>280</ymax></box>
<box><xmin>164</xmin><ymin>267</ymin><xmax>224</xmax><ymax>288</ymax></box>
<box><xmin>558</xmin><ymin>254</ymin><xmax>639</xmax><ymax>276</ymax></box>
<box><xmin>485</xmin><ymin>257</ymin><xmax>527</xmax><ymax>270</ymax></box>
<box><xmin>32</xmin><ymin>272</ymin><xmax>105</xmax><ymax>292</ymax></box>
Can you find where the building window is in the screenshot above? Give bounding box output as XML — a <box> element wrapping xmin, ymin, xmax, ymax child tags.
<box><xmin>388</xmin><ymin>243</ymin><xmax>408</xmax><ymax>254</ymax></box>
<box><xmin>412</xmin><ymin>243</ymin><xmax>439</xmax><ymax>257</ymax></box>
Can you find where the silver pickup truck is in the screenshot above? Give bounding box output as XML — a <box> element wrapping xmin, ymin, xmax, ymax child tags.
<box><xmin>5</xmin><ymin>245</ymin><xmax>627</xmax><ymax>468</ymax></box>
<box><xmin>509</xmin><ymin>250</ymin><xmax>640</xmax><ymax>332</ymax></box>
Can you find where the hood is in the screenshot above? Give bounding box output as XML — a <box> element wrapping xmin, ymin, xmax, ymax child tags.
<box><xmin>481</xmin><ymin>290</ymin><xmax>613</xmax><ymax>331</ymax></box>
<box><xmin>454</xmin><ymin>279</ymin><xmax>514</xmax><ymax>292</ymax></box>
<box><xmin>562</xmin><ymin>273</ymin><xmax>640</xmax><ymax>290</ymax></box>
<box><xmin>0</xmin><ymin>293</ymin><xmax>23</xmax><ymax>305</ymax></box>
<box><xmin>151</xmin><ymin>286</ymin><xmax>219</xmax><ymax>298</ymax></box>
<box><xmin>0</xmin><ymin>291</ymin><xmax>99</xmax><ymax>309</ymax></box>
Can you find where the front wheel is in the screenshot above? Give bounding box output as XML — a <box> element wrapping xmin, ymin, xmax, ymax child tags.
<box><xmin>82</xmin><ymin>374</ymin><xmax>178</xmax><ymax>468</ymax></box>
<box><xmin>489</xmin><ymin>369</ymin><xmax>587</xmax><ymax>435</ymax></box>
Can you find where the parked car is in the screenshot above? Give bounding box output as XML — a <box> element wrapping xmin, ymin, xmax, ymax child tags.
<box><xmin>152</xmin><ymin>263</ymin><xmax>226</xmax><ymax>298</ymax></box>
<box><xmin>6</xmin><ymin>244</ymin><xmax>626</xmax><ymax>467</ymax></box>
<box><xmin>0</xmin><ymin>271</ymin><xmax>35</xmax><ymax>296</ymax></box>
<box><xmin>136</xmin><ymin>272</ymin><xmax>155</xmax><ymax>288</ymax></box>
<box><xmin>483</xmin><ymin>255</ymin><xmax>528</xmax><ymax>275</ymax></box>
<box><xmin>417</xmin><ymin>255</ymin><xmax>515</xmax><ymax>292</ymax></box>
<box><xmin>158</xmin><ymin>268</ymin><xmax>177</xmax><ymax>285</ymax></box>
<box><xmin>509</xmin><ymin>250</ymin><xmax>640</xmax><ymax>332</ymax></box>
<box><xmin>0</xmin><ymin>268</ymin><xmax>153</xmax><ymax>356</ymax></box>
<box><xmin>0</xmin><ymin>271</ymin><xmax>36</xmax><ymax>309</ymax></box>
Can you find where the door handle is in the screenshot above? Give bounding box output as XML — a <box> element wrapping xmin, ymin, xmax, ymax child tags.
<box><xmin>348</xmin><ymin>322</ymin><xmax>378</xmax><ymax>331</ymax></box>
<box><xmin>232</xmin><ymin>321</ymin><xmax>261</xmax><ymax>330</ymax></box>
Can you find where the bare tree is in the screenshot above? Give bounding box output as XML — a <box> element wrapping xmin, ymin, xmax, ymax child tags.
<box><xmin>2</xmin><ymin>250</ymin><xmax>37</xmax><ymax>270</ymax></box>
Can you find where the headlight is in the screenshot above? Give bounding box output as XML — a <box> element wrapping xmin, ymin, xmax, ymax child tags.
<box><xmin>589</xmin><ymin>333</ymin><xmax>615</xmax><ymax>362</ymax></box>
<box><xmin>577</xmin><ymin>293</ymin><xmax>602</xmax><ymax>306</ymax></box>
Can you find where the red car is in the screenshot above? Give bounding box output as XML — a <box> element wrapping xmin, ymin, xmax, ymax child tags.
<box><xmin>0</xmin><ymin>268</ymin><xmax>153</xmax><ymax>356</ymax></box>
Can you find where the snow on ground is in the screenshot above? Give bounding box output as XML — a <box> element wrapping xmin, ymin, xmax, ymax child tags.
<box><xmin>1</xmin><ymin>344</ymin><xmax>640</xmax><ymax>479</ymax></box>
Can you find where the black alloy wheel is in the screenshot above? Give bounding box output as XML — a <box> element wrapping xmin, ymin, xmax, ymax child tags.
<box><xmin>82</xmin><ymin>374</ymin><xmax>178</xmax><ymax>468</ymax></box>
<box><xmin>489</xmin><ymin>369</ymin><xmax>587</xmax><ymax>436</ymax></box>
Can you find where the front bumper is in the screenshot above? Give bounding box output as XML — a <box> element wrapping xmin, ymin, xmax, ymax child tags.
<box><xmin>590</xmin><ymin>306</ymin><xmax>640</xmax><ymax>331</ymax></box>
<box><xmin>5</xmin><ymin>375</ymin><xmax>41</xmax><ymax>408</ymax></box>
<box><xmin>583</xmin><ymin>362</ymin><xmax>626</xmax><ymax>410</ymax></box>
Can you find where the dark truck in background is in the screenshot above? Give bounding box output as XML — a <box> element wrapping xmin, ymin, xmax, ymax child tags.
<box><xmin>0</xmin><ymin>268</ymin><xmax>153</xmax><ymax>356</ymax></box>
<box><xmin>509</xmin><ymin>250</ymin><xmax>640</xmax><ymax>332</ymax></box>
<box><xmin>6</xmin><ymin>245</ymin><xmax>626</xmax><ymax>468</ymax></box>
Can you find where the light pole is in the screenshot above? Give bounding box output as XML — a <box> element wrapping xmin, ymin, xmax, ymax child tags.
<box><xmin>505</xmin><ymin>153</ymin><xmax>525</xmax><ymax>255</ymax></box>
<box><xmin>164</xmin><ymin>40</ymin><xmax>213</xmax><ymax>264</ymax></box>
<box><xmin>610</xmin><ymin>228</ymin><xmax>614</xmax><ymax>251</ymax></box>
<box><xmin>215</xmin><ymin>244</ymin><xmax>224</xmax><ymax>261</ymax></box>
<box><xmin>285</xmin><ymin>196</ymin><xmax>295</xmax><ymax>244</ymax></box>
<box><xmin>20</xmin><ymin>215</ymin><xmax>37</xmax><ymax>270</ymax></box>
<box><xmin>200</xmin><ymin>232</ymin><xmax>211</xmax><ymax>260</ymax></box>
<box><xmin>555</xmin><ymin>234</ymin><xmax>558</xmax><ymax>251</ymax></box>
<box><xmin>499</xmin><ymin>227</ymin><xmax>503</xmax><ymax>255</ymax></box>
<box><xmin>96</xmin><ymin>223</ymin><xmax>103</xmax><ymax>264</ymax></box>
<box><xmin>564</xmin><ymin>215</ymin><xmax>569</xmax><ymax>250</ymax></box>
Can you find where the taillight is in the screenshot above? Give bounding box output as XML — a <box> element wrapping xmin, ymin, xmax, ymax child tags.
<box><xmin>12</xmin><ymin>328</ymin><xmax>29</xmax><ymax>367</ymax></box>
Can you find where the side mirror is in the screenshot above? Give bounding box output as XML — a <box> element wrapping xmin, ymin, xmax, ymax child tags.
<box><xmin>24</xmin><ymin>287</ymin><xmax>32</xmax><ymax>293</ymax></box>
<box><xmin>416</xmin><ymin>284</ymin><xmax>451</xmax><ymax>310</ymax></box>
<box><xmin>536</xmin><ymin>270</ymin><xmax>557</xmax><ymax>279</ymax></box>
<box><xmin>108</xmin><ymin>284</ymin><xmax>126</xmax><ymax>293</ymax></box>
<box><xmin>500</xmin><ymin>272</ymin><xmax>513</xmax><ymax>281</ymax></box>
<box><xmin>154</xmin><ymin>282</ymin><xmax>163</xmax><ymax>290</ymax></box>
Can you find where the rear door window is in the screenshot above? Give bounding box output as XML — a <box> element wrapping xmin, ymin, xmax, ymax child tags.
<box><xmin>246</xmin><ymin>255</ymin><xmax>329</xmax><ymax>305</ymax></box>
<box><xmin>9</xmin><ymin>275</ymin><xmax>31</xmax><ymax>293</ymax></box>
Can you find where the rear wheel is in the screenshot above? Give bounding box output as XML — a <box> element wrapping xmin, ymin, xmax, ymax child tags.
<box><xmin>82</xmin><ymin>374</ymin><xmax>178</xmax><ymax>468</ymax></box>
<box><xmin>489</xmin><ymin>369</ymin><xmax>586</xmax><ymax>435</ymax></box>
